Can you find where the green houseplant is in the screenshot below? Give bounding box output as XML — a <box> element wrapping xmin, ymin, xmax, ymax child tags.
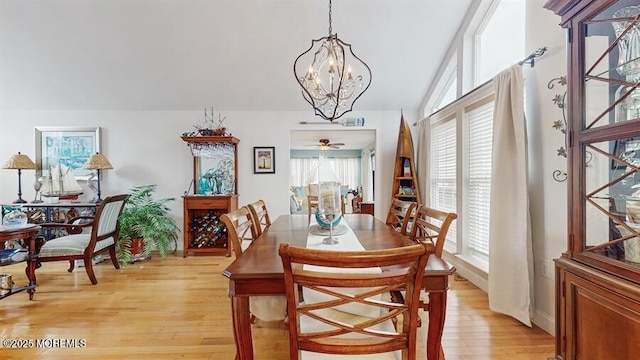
<box><xmin>117</xmin><ymin>185</ymin><xmax>179</xmax><ymax>265</ymax></box>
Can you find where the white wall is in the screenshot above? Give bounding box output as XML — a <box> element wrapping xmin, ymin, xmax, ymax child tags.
<box><xmin>525</xmin><ymin>0</ymin><xmax>568</xmax><ymax>334</ymax></box>
<box><xmin>0</xmin><ymin>109</ymin><xmax>418</xmax><ymax>239</ymax></box>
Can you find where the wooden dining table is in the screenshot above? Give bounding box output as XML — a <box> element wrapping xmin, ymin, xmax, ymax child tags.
<box><xmin>222</xmin><ymin>214</ymin><xmax>455</xmax><ymax>360</ymax></box>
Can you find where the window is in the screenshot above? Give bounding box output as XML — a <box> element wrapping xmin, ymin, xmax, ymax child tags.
<box><xmin>430</xmin><ymin>116</ymin><xmax>457</xmax><ymax>248</ymax></box>
<box><xmin>465</xmin><ymin>99</ymin><xmax>494</xmax><ymax>261</ymax></box>
<box><xmin>475</xmin><ymin>0</ymin><xmax>525</xmax><ymax>86</ymax></box>
<box><xmin>419</xmin><ymin>0</ymin><xmax>524</xmax><ymax>274</ymax></box>
<box><xmin>433</xmin><ymin>72</ymin><xmax>457</xmax><ymax>113</ymax></box>
<box><xmin>427</xmin><ymin>83</ymin><xmax>494</xmax><ymax>270</ymax></box>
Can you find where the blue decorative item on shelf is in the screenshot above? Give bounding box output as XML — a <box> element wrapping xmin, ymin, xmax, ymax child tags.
<box><xmin>314</xmin><ymin>208</ymin><xmax>342</xmax><ymax>229</ymax></box>
<box><xmin>0</xmin><ymin>248</ymin><xmax>20</xmax><ymax>261</ymax></box>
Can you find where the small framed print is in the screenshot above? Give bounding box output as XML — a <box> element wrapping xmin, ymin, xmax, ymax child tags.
<box><xmin>253</xmin><ymin>147</ymin><xmax>275</xmax><ymax>174</ymax></box>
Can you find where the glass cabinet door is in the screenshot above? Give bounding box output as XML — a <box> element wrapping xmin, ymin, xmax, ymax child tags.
<box><xmin>191</xmin><ymin>142</ymin><xmax>236</xmax><ymax>195</ymax></box>
<box><xmin>579</xmin><ymin>2</ymin><xmax>640</xmax><ymax>279</ymax></box>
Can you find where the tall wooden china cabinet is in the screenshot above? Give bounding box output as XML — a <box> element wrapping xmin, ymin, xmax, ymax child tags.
<box><xmin>181</xmin><ymin>136</ymin><xmax>239</xmax><ymax>257</ymax></box>
<box><xmin>545</xmin><ymin>1</ymin><xmax>640</xmax><ymax>359</ymax></box>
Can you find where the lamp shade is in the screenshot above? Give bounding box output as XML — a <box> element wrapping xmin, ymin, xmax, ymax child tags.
<box><xmin>3</xmin><ymin>152</ymin><xmax>36</xmax><ymax>170</ymax></box>
<box><xmin>83</xmin><ymin>153</ymin><xmax>113</xmax><ymax>170</ymax></box>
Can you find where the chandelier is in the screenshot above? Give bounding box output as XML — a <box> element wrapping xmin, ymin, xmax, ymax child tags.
<box><xmin>293</xmin><ymin>0</ymin><xmax>372</xmax><ymax>121</ymax></box>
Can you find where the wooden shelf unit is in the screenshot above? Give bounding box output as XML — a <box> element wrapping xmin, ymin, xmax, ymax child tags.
<box><xmin>182</xmin><ymin>195</ymin><xmax>237</xmax><ymax>257</ymax></box>
<box><xmin>392</xmin><ymin>115</ymin><xmax>421</xmax><ymax>205</ymax></box>
<box><xmin>181</xmin><ymin>135</ymin><xmax>239</xmax><ymax>257</ymax></box>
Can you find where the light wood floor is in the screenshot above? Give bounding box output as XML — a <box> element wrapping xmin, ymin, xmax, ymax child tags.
<box><xmin>0</xmin><ymin>253</ymin><xmax>555</xmax><ymax>359</ymax></box>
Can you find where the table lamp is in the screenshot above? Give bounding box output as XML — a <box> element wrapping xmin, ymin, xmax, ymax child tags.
<box><xmin>3</xmin><ymin>152</ymin><xmax>37</xmax><ymax>204</ymax></box>
<box><xmin>83</xmin><ymin>152</ymin><xmax>113</xmax><ymax>203</ymax></box>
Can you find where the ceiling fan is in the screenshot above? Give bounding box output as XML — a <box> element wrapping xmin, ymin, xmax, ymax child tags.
<box><xmin>305</xmin><ymin>139</ymin><xmax>345</xmax><ymax>150</ymax></box>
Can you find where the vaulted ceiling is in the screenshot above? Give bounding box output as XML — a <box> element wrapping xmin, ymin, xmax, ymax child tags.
<box><xmin>0</xmin><ymin>0</ymin><xmax>472</xmax><ymax>112</ymax></box>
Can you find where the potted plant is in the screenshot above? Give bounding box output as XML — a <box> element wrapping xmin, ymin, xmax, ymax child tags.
<box><xmin>116</xmin><ymin>185</ymin><xmax>179</xmax><ymax>265</ymax></box>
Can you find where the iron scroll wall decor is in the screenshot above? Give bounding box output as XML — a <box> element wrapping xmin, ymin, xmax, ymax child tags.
<box><xmin>548</xmin><ymin>75</ymin><xmax>593</xmax><ymax>182</ymax></box>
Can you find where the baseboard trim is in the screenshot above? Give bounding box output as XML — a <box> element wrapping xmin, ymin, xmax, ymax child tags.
<box><xmin>443</xmin><ymin>252</ymin><xmax>556</xmax><ymax>336</ymax></box>
<box><xmin>533</xmin><ymin>309</ymin><xmax>555</xmax><ymax>335</ymax></box>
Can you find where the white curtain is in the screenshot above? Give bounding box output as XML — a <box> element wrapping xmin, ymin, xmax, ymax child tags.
<box><xmin>362</xmin><ymin>150</ymin><xmax>373</xmax><ymax>202</ymax></box>
<box><xmin>332</xmin><ymin>158</ymin><xmax>360</xmax><ymax>190</ymax></box>
<box><xmin>290</xmin><ymin>158</ymin><xmax>360</xmax><ymax>190</ymax></box>
<box><xmin>488</xmin><ymin>64</ymin><xmax>533</xmax><ymax>327</ymax></box>
<box><xmin>416</xmin><ymin>118</ymin><xmax>430</xmax><ymax>205</ymax></box>
<box><xmin>290</xmin><ymin>158</ymin><xmax>318</xmax><ymax>186</ymax></box>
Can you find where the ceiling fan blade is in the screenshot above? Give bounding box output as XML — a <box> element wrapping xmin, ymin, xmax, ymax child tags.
<box><xmin>329</xmin><ymin>145</ymin><xmax>341</xmax><ymax>149</ymax></box>
<box><xmin>331</xmin><ymin>143</ymin><xmax>345</xmax><ymax>146</ymax></box>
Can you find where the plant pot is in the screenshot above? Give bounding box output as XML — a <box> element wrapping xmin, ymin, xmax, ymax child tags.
<box><xmin>131</xmin><ymin>237</ymin><xmax>146</xmax><ymax>262</ymax></box>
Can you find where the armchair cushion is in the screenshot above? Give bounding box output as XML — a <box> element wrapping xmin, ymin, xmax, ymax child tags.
<box><xmin>39</xmin><ymin>234</ymin><xmax>91</xmax><ymax>257</ymax></box>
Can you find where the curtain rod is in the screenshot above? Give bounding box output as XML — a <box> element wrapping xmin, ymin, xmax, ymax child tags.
<box><xmin>413</xmin><ymin>46</ymin><xmax>548</xmax><ymax>126</ymax></box>
<box><xmin>518</xmin><ymin>46</ymin><xmax>548</xmax><ymax>67</ymax></box>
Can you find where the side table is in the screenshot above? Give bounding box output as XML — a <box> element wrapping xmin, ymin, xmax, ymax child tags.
<box><xmin>0</xmin><ymin>224</ymin><xmax>40</xmax><ymax>300</ymax></box>
<box><xmin>360</xmin><ymin>202</ymin><xmax>375</xmax><ymax>216</ymax></box>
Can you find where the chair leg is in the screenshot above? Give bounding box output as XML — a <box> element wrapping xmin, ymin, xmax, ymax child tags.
<box><xmin>67</xmin><ymin>260</ymin><xmax>75</xmax><ymax>272</ymax></box>
<box><xmin>83</xmin><ymin>257</ymin><xmax>98</xmax><ymax>285</ymax></box>
<box><xmin>108</xmin><ymin>246</ymin><xmax>120</xmax><ymax>269</ymax></box>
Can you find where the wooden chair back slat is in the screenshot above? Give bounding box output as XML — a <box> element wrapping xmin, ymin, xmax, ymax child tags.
<box><xmin>385</xmin><ymin>199</ymin><xmax>418</xmax><ymax>237</ymax></box>
<box><xmin>409</xmin><ymin>205</ymin><xmax>457</xmax><ymax>257</ymax></box>
<box><xmin>307</xmin><ymin>195</ymin><xmax>318</xmax><ymax>223</ymax></box>
<box><xmin>247</xmin><ymin>199</ymin><xmax>272</xmax><ymax>237</ymax></box>
<box><xmin>220</xmin><ymin>207</ymin><xmax>257</xmax><ymax>258</ymax></box>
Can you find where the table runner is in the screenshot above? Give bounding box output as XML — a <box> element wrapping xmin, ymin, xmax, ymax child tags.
<box><xmin>305</xmin><ymin>216</ymin><xmax>366</xmax><ymax>252</ymax></box>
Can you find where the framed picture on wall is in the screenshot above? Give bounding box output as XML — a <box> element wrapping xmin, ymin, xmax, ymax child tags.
<box><xmin>35</xmin><ymin>126</ymin><xmax>101</xmax><ymax>180</ymax></box>
<box><xmin>253</xmin><ymin>146</ymin><xmax>275</xmax><ymax>174</ymax></box>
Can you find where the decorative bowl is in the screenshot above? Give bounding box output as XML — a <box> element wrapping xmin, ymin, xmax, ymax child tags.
<box><xmin>314</xmin><ymin>209</ymin><xmax>342</xmax><ymax>229</ymax></box>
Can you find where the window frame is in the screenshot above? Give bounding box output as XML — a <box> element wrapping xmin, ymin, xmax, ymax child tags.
<box><xmin>427</xmin><ymin>82</ymin><xmax>494</xmax><ymax>272</ymax></box>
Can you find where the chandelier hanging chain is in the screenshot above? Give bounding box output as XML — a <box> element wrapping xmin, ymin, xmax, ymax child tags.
<box><xmin>328</xmin><ymin>0</ymin><xmax>332</xmax><ymax>35</ymax></box>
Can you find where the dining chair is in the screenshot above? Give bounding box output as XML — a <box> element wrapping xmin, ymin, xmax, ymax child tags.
<box><xmin>279</xmin><ymin>242</ymin><xmax>431</xmax><ymax>360</ymax></box>
<box><xmin>246</xmin><ymin>199</ymin><xmax>272</xmax><ymax>237</ymax></box>
<box><xmin>391</xmin><ymin>204</ymin><xmax>457</xmax><ymax>351</ymax></box>
<box><xmin>220</xmin><ymin>206</ymin><xmax>287</xmax><ymax>322</ymax></box>
<box><xmin>408</xmin><ymin>205</ymin><xmax>457</xmax><ymax>257</ymax></box>
<box><xmin>385</xmin><ymin>199</ymin><xmax>418</xmax><ymax>237</ymax></box>
<box><xmin>220</xmin><ymin>206</ymin><xmax>257</xmax><ymax>258</ymax></box>
<box><xmin>36</xmin><ymin>194</ymin><xmax>130</xmax><ymax>285</ymax></box>
<box><xmin>307</xmin><ymin>195</ymin><xmax>318</xmax><ymax>223</ymax></box>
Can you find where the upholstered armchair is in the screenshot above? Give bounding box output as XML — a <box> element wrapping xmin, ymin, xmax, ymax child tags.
<box><xmin>36</xmin><ymin>194</ymin><xmax>129</xmax><ymax>285</ymax></box>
